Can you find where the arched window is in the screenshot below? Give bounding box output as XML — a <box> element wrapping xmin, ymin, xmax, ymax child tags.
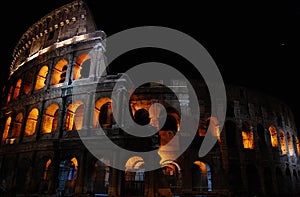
<box><xmin>12</xmin><ymin>112</ymin><xmax>23</xmax><ymax>137</ymax></box>
<box><xmin>268</xmin><ymin>125</ymin><xmax>278</xmax><ymax>148</ymax></box>
<box><xmin>42</xmin><ymin>104</ymin><xmax>59</xmax><ymax>133</ymax></box>
<box><xmin>166</xmin><ymin>106</ymin><xmax>181</xmax><ymax>132</ymax></box>
<box><xmin>23</xmin><ymin>71</ymin><xmax>34</xmax><ymax>94</ymax></box>
<box><xmin>40</xmin><ymin>159</ymin><xmax>53</xmax><ymax>194</ymax></box>
<box><xmin>25</xmin><ymin>108</ymin><xmax>39</xmax><ymax>136</ymax></box>
<box><xmin>52</xmin><ymin>59</ymin><xmax>68</xmax><ymax>85</ymax></box>
<box><xmin>73</xmin><ymin>53</ymin><xmax>91</xmax><ymax>80</ymax></box>
<box><xmin>192</xmin><ymin>161</ymin><xmax>212</xmax><ymax>192</ymax></box>
<box><xmin>161</xmin><ymin>161</ymin><xmax>181</xmax><ymax>194</ymax></box>
<box><xmin>204</xmin><ymin>117</ymin><xmax>221</xmax><ymax>142</ymax></box>
<box><xmin>89</xmin><ymin>159</ymin><xmax>110</xmax><ymax>195</ymax></box>
<box><xmin>279</xmin><ymin>130</ymin><xmax>287</xmax><ymax>155</ymax></box>
<box><xmin>242</xmin><ymin>121</ymin><xmax>254</xmax><ymax>149</ymax></box>
<box><xmin>35</xmin><ymin>65</ymin><xmax>48</xmax><ymax>90</ymax></box>
<box><xmin>124</xmin><ymin>156</ymin><xmax>145</xmax><ymax>196</ymax></box>
<box><xmin>65</xmin><ymin>101</ymin><xmax>84</xmax><ymax>131</ymax></box>
<box><xmin>93</xmin><ymin>98</ymin><xmax>113</xmax><ymax>129</ymax></box>
<box><xmin>287</xmin><ymin>132</ymin><xmax>294</xmax><ymax>156</ymax></box>
<box><xmin>295</xmin><ymin>136</ymin><xmax>300</xmax><ymax>156</ymax></box>
<box><xmin>13</xmin><ymin>79</ymin><xmax>22</xmax><ymax>99</ymax></box>
<box><xmin>2</xmin><ymin>116</ymin><xmax>12</xmax><ymax>141</ymax></box>
<box><xmin>57</xmin><ymin>157</ymin><xmax>78</xmax><ymax>196</ymax></box>
<box><xmin>6</xmin><ymin>86</ymin><xmax>13</xmax><ymax>103</ymax></box>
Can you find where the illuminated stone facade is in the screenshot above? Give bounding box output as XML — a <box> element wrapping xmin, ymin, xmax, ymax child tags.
<box><xmin>0</xmin><ymin>1</ymin><xmax>300</xmax><ymax>196</ymax></box>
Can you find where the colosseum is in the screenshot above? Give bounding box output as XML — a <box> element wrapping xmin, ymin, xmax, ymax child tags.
<box><xmin>0</xmin><ymin>0</ymin><xmax>299</xmax><ymax>197</ymax></box>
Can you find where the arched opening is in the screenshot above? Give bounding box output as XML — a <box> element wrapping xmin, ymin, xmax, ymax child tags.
<box><xmin>35</xmin><ymin>65</ymin><xmax>48</xmax><ymax>90</ymax></box>
<box><xmin>25</xmin><ymin>108</ymin><xmax>39</xmax><ymax>136</ymax></box>
<box><xmin>257</xmin><ymin>124</ymin><xmax>267</xmax><ymax>151</ymax></box>
<box><xmin>6</xmin><ymin>86</ymin><xmax>13</xmax><ymax>103</ymax></box>
<box><xmin>88</xmin><ymin>159</ymin><xmax>110</xmax><ymax>195</ymax></box>
<box><xmin>93</xmin><ymin>97</ymin><xmax>113</xmax><ymax>128</ymax></box>
<box><xmin>161</xmin><ymin>160</ymin><xmax>181</xmax><ymax>194</ymax></box>
<box><xmin>42</xmin><ymin>104</ymin><xmax>59</xmax><ymax>133</ymax></box>
<box><xmin>287</xmin><ymin>132</ymin><xmax>294</xmax><ymax>156</ymax></box>
<box><xmin>203</xmin><ymin>117</ymin><xmax>221</xmax><ymax>142</ymax></box>
<box><xmin>225</xmin><ymin>120</ymin><xmax>237</xmax><ymax>148</ymax></box>
<box><xmin>23</xmin><ymin>71</ymin><xmax>34</xmax><ymax>94</ymax></box>
<box><xmin>124</xmin><ymin>156</ymin><xmax>145</xmax><ymax>196</ymax></box>
<box><xmin>12</xmin><ymin>112</ymin><xmax>23</xmax><ymax>137</ymax></box>
<box><xmin>165</xmin><ymin>106</ymin><xmax>181</xmax><ymax>132</ymax></box>
<box><xmin>73</xmin><ymin>53</ymin><xmax>91</xmax><ymax>80</ymax></box>
<box><xmin>52</xmin><ymin>59</ymin><xmax>68</xmax><ymax>85</ymax></box>
<box><xmin>57</xmin><ymin>157</ymin><xmax>78</xmax><ymax>196</ymax></box>
<box><xmin>242</xmin><ymin>121</ymin><xmax>254</xmax><ymax>149</ymax></box>
<box><xmin>39</xmin><ymin>159</ymin><xmax>53</xmax><ymax>194</ymax></box>
<box><xmin>279</xmin><ymin>130</ymin><xmax>287</xmax><ymax>155</ymax></box>
<box><xmin>13</xmin><ymin>79</ymin><xmax>22</xmax><ymax>99</ymax></box>
<box><xmin>295</xmin><ymin>136</ymin><xmax>300</xmax><ymax>156</ymax></box>
<box><xmin>2</xmin><ymin>116</ymin><xmax>11</xmax><ymax>141</ymax></box>
<box><xmin>65</xmin><ymin>101</ymin><xmax>84</xmax><ymax>131</ymax></box>
<box><xmin>192</xmin><ymin>161</ymin><xmax>212</xmax><ymax>192</ymax></box>
<box><xmin>268</xmin><ymin>125</ymin><xmax>278</xmax><ymax>148</ymax></box>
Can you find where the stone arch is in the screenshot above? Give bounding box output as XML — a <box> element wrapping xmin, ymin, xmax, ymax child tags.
<box><xmin>87</xmin><ymin>158</ymin><xmax>110</xmax><ymax>195</ymax></box>
<box><xmin>73</xmin><ymin>53</ymin><xmax>91</xmax><ymax>80</ymax></box>
<box><xmin>52</xmin><ymin>59</ymin><xmax>68</xmax><ymax>85</ymax></box>
<box><xmin>6</xmin><ymin>85</ymin><xmax>13</xmax><ymax>103</ymax></box>
<box><xmin>34</xmin><ymin>156</ymin><xmax>54</xmax><ymax>194</ymax></box>
<box><xmin>241</xmin><ymin>121</ymin><xmax>254</xmax><ymax>149</ymax></box>
<box><xmin>2</xmin><ymin>116</ymin><xmax>12</xmax><ymax>141</ymax></box>
<box><xmin>203</xmin><ymin>117</ymin><xmax>220</xmax><ymax>142</ymax></box>
<box><xmin>13</xmin><ymin>78</ymin><xmax>22</xmax><ymax>99</ymax></box>
<box><xmin>35</xmin><ymin>65</ymin><xmax>48</xmax><ymax>90</ymax></box>
<box><xmin>65</xmin><ymin>100</ymin><xmax>84</xmax><ymax>131</ymax></box>
<box><xmin>295</xmin><ymin>136</ymin><xmax>300</xmax><ymax>156</ymax></box>
<box><xmin>161</xmin><ymin>160</ymin><xmax>181</xmax><ymax>194</ymax></box>
<box><xmin>11</xmin><ymin>112</ymin><xmax>23</xmax><ymax>137</ymax></box>
<box><xmin>42</xmin><ymin>103</ymin><xmax>60</xmax><ymax>133</ymax></box>
<box><xmin>192</xmin><ymin>161</ymin><xmax>212</xmax><ymax>192</ymax></box>
<box><xmin>268</xmin><ymin>125</ymin><xmax>278</xmax><ymax>148</ymax></box>
<box><xmin>57</xmin><ymin>157</ymin><xmax>78</xmax><ymax>196</ymax></box>
<box><xmin>22</xmin><ymin>70</ymin><xmax>34</xmax><ymax>95</ymax></box>
<box><xmin>279</xmin><ymin>130</ymin><xmax>287</xmax><ymax>155</ymax></box>
<box><xmin>123</xmin><ymin>156</ymin><xmax>145</xmax><ymax>196</ymax></box>
<box><xmin>24</xmin><ymin>108</ymin><xmax>39</xmax><ymax>136</ymax></box>
<box><xmin>287</xmin><ymin>132</ymin><xmax>294</xmax><ymax>156</ymax></box>
<box><xmin>93</xmin><ymin>97</ymin><xmax>114</xmax><ymax>129</ymax></box>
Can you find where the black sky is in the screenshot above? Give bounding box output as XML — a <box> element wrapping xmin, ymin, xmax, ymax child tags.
<box><xmin>1</xmin><ymin>0</ymin><xmax>300</xmax><ymax>129</ymax></box>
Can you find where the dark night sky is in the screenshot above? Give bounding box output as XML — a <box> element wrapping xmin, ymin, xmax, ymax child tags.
<box><xmin>1</xmin><ymin>0</ymin><xmax>300</xmax><ymax>130</ymax></box>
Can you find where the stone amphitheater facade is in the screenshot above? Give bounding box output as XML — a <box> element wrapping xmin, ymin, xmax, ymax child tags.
<box><xmin>0</xmin><ymin>1</ymin><xmax>300</xmax><ymax>196</ymax></box>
